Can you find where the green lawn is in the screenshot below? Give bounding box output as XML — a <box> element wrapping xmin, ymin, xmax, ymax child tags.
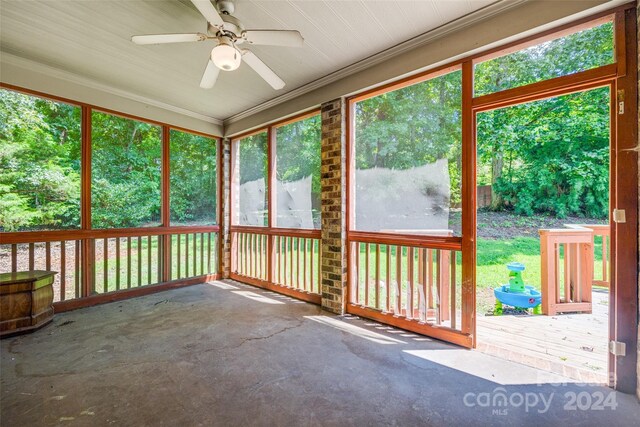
<box><xmin>92</xmin><ymin>233</ymin><xmax>218</xmax><ymax>294</ymax></box>
<box><xmin>352</xmin><ymin>236</ymin><xmax>607</xmax><ymax>315</ymax></box>
<box><xmin>91</xmin><ymin>233</ymin><xmax>607</xmax><ymax>316</ymax></box>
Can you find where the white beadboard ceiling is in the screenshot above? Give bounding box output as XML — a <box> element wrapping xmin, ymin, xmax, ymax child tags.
<box><xmin>1</xmin><ymin>0</ymin><xmax>500</xmax><ymax>122</ymax></box>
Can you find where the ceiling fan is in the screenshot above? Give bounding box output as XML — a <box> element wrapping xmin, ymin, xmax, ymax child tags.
<box><xmin>131</xmin><ymin>0</ymin><xmax>304</xmax><ymax>90</ymax></box>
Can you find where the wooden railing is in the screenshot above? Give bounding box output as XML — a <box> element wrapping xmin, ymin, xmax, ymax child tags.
<box><xmin>233</xmin><ymin>230</ymin><xmax>268</xmax><ymax>282</ymax></box>
<box><xmin>230</xmin><ymin>226</ymin><xmax>321</xmax><ymax>303</ymax></box>
<box><xmin>347</xmin><ymin>231</ymin><xmax>471</xmax><ymax>348</ymax></box>
<box><xmin>540</xmin><ymin>226</ymin><xmax>595</xmax><ymax>315</ymax></box>
<box><xmin>1</xmin><ymin>226</ymin><xmax>219</xmax><ymax>310</ymax></box>
<box><xmin>570</xmin><ymin>224</ymin><xmax>610</xmax><ymax>288</ymax></box>
<box><xmin>1</xmin><ymin>240</ymin><xmax>81</xmax><ymax>302</ymax></box>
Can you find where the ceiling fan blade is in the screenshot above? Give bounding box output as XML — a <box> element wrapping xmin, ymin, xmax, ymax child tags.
<box><xmin>242</xmin><ymin>30</ymin><xmax>304</xmax><ymax>47</ymax></box>
<box><xmin>200</xmin><ymin>60</ymin><xmax>220</xmax><ymax>89</ymax></box>
<box><xmin>131</xmin><ymin>33</ymin><xmax>207</xmax><ymax>45</ymax></box>
<box><xmin>190</xmin><ymin>0</ymin><xmax>224</xmax><ymax>28</ymax></box>
<box><xmin>242</xmin><ymin>50</ymin><xmax>285</xmax><ymax>90</ymax></box>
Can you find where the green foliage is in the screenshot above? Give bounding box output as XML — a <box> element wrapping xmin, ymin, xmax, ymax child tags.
<box><xmin>0</xmin><ymin>21</ymin><xmax>614</xmax><ymax>230</ymax></box>
<box><xmin>170</xmin><ymin>130</ymin><xmax>217</xmax><ymax>225</ymax></box>
<box><xmin>275</xmin><ymin>115</ymin><xmax>321</xmax><ymax>223</ymax></box>
<box><xmin>238</xmin><ymin>132</ymin><xmax>268</xmax><ymax>185</ymax></box>
<box><xmin>91</xmin><ymin>111</ymin><xmax>162</xmax><ymax>228</ymax></box>
<box><xmin>0</xmin><ymin>89</ymin><xmax>81</xmax><ymax>231</ymax></box>
<box><xmin>474</xmin><ymin>22</ymin><xmax>614</xmax><ymax>96</ymax></box>
<box><xmin>478</xmin><ymin>88</ymin><xmax>610</xmax><ymax>219</ymax></box>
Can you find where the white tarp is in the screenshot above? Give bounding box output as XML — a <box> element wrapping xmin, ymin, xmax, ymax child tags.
<box><xmin>354</xmin><ymin>158</ymin><xmax>451</xmax><ymax>232</ymax></box>
<box><xmin>276</xmin><ymin>175</ymin><xmax>314</xmax><ymax>228</ymax></box>
<box><xmin>238</xmin><ymin>176</ymin><xmax>315</xmax><ymax>227</ymax></box>
<box><xmin>238</xmin><ymin>178</ymin><xmax>267</xmax><ymax>226</ymax></box>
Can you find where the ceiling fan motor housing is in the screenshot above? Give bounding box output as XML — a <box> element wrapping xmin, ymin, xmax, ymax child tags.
<box><xmin>216</xmin><ymin>0</ymin><xmax>235</xmax><ymax>15</ymax></box>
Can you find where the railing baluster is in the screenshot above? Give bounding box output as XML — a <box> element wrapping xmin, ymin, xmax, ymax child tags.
<box><xmin>310</xmin><ymin>239</ymin><xmax>315</xmax><ymax>293</ymax></box>
<box><xmin>168</xmin><ymin>234</ymin><xmax>172</xmax><ymax>280</ymax></box>
<box><xmin>450</xmin><ymin>252</ymin><xmax>457</xmax><ymax>330</ymax></box>
<box><xmin>421</xmin><ymin>248</ymin><xmax>427</xmax><ymax>321</ymax></box>
<box><xmin>103</xmin><ymin>238</ymin><xmax>109</xmax><ymax>293</ymax></box>
<box><xmin>214</xmin><ymin>233</ymin><xmax>218</xmax><ymax>272</ymax></box>
<box><xmin>364</xmin><ymin>243</ymin><xmax>370</xmax><ymax>307</ymax></box>
<box><xmin>11</xmin><ymin>244</ymin><xmax>17</xmax><ymax>272</ymax></box>
<box><xmin>602</xmin><ymin>234</ymin><xmax>608</xmax><ymax>284</ymax></box>
<box><xmin>74</xmin><ymin>240</ymin><xmax>79</xmax><ymax>298</ymax></box>
<box><xmin>243</xmin><ymin>233</ymin><xmax>248</xmax><ymax>276</ymax></box>
<box><xmin>375</xmin><ymin>244</ymin><xmax>380</xmax><ymax>310</ymax></box>
<box><xmin>427</xmin><ymin>249</ymin><xmax>434</xmax><ymax>310</ymax></box>
<box><xmin>289</xmin><ymin>237</ymin><xmax>293</xmax><ymax>287</ymax></box>
<box><xmin>275</xmin><ymin>235</ymin><xmax>280</xmax><ymax>284</ymax></box>
<box><xmin>257</xmin><ymin>233</ymin><xmax>262</xmax><ymax>280</ymax></box>
<box><xmin>200</xmin><ymin>233</ymin><xmax>205</xmax><ymax>276</ymax></box>
<box><xmin>295</xmin><ymin>238</ymin><xmax>300</xmax><ymax>290</ymax></box>
<box><xmin>28</xmin><ymin>243</ymin><xmax>35</xmax><ymax>270</ymax></box>
<box><xmin>246</xmin><ymin>233</ymin><xmax>251</xmax><ymax>277</ymax></box>
<box><xmin>407</xmin><ymin>247</ymin><xmax>414</xmax><ymax>319</ymax></box>
<box><xmin>138</xmin><ymin>236</ymin><xmax>142</xmax><ymax>285</ymax></box>
<box><xmin>207</xmin><ymin>232</ymin><xmax>212</xmax><ymax>275</ymax></box>
<box><xmin>157</xmin><ymin>235</ymin><xmax>162</xmax><ymax>283</ymax></box>
<box><xmin>355</xmin><ymin>242</ymin><xmax>360</xmax><ymax>304</ymax></box>
<box><xmin>46</xmin><ymin>242</ymin><xmax>51</xmax><ymax>270</ymax></box>
<box><xmin>115</xmin><ymin>238</ymin><xmax>121</xmax><ymax>291</ymax></box>
<box><xmin>303</xmin><ymin>239</ymin><xmax>308</xmax><ymax>291</ymax></box>
<box><xmin>395</xmin><ymin>246</ymin><xmax>402</xmax><ymax>314</ymax></box>
<box><xmin>192</xmin><ymin>232</ymin><xmax>197</xmax><ymax>277</ymax></box>
<box><xmin>435</xmin><ymin>251</ymin><xmax>441</xmax><ymax>324</ymax></box>
<box><xmin>258</xmin><ymin>234</ymin><xmax>267</xmax><ymax>280</ymax></box>
<box><xmin>253</xmin><ymin>233</ymin><xmax>261</xmax><ymax>279</ymax></box>
<box><xmin>386</xmin><ymin>244</ymin><xmax>391</xmax><ymax>312</ymax></box>
<box><xmin>264</xmin><ymin>234</ymin><xmax>268</xmax><ymax>281</ymax></box>
<box><xmin>147</xmin><ymin>235</ymin><xmax>152</xmax><ymax>285</ymax></box>
<box><xmin>439</xmin><ymin>251</ymin><xmax>451</xmax><ymax>322</ymax></box>
<box><xmin>177</xmin><ymin>234</ymin><xmax>182</xmax><ymax>279</ymax></box>
<box><xmin>251</xmin><ymin>233</ymin><xmax>256</xmax><ymax>278</ymax></box>
<box><xmin>251</xmin><ymin>233</ymin><xmax>255</xmax><ymax>278</ymax></box>
<box><xmin>563</xmin><ymin>243</ymin><xmax>569</xmax><ymax>302</ymax></box>
<box><xmin>185</xmin><ymin>233</ymin><xmax>190</xmax><ymax>278</ymax></box>
<box><xmin>127</xmin><ymin>237</ymin><xmax>132</xmax><ymax>288</ymax></box>
<box><xmin>60</xmin><ymin>241</ymin><xmax>66</xmax><ymax>300</ymax></box>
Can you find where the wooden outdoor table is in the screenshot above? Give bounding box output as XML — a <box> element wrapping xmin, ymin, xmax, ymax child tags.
<box><xmin>0</xmin><ymin>270</ymin><xmax>56</xmax><ymax>338</ymax></box>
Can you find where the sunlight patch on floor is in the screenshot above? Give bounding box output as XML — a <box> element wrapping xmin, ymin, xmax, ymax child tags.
<box><xmin>305</xmin><ymin>316</ymin><xmax>407</xmax><ymax>345</ymax></box>
<box><xmin>403</xmin><ymin>349</ymin><xmax>576</xmax><ymax>385</ymax></box>
<box><xmin>209</xmin><ymin>281</ymin><xmax>239</xmax><ymax>290</ymax></box>
<box><xmin>231</xmin><ymin>291</ymin><xmax>285</xmax><ymax>304</ymax></box>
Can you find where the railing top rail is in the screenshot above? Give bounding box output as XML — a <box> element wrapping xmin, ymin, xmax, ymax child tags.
<box><xmin>1</xmin><ymin>225</ymin><xmax>220</xmax><ymax>244</ymax></box>
<box><xmin>349</xmin><ymin>230</ymin><xmax>461</xmax><ymax>251</ymax></box>
<box><xmin>230</xmin><ymin>226</ymin><xmax>321</xmax><ymax>238</ymax></box>
<box><xmin>563</xmin><ymin>223</ymin><xmax>609</xmax><ymax>229</ymax></box>
<box><xmin>539</xmin><ymin>228</ymin><xmax>595</xmax><ymax>235</ymax></box>
<box><xmin>379</xmin><ymin>229</ymin><xmax>455</xmax><ymax>237</ymax></box>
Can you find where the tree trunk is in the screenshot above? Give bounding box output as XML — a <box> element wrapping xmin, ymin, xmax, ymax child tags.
<box><xmin>490</xmin><ymin>150</ymin><xmax>503</xmax><ymax>210</ymax></box>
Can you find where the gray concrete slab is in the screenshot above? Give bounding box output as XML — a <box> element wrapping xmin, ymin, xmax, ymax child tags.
<box><xmin>2</xmin><ymin>280</ymin><xmax>639</xmax><ymax>426</ymax></box>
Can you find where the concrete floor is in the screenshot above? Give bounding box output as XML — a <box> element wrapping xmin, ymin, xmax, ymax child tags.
<box><xmin>2</xmin><ymin>280</ymin><xmax>639</xmax><ymax>426</ymax></box>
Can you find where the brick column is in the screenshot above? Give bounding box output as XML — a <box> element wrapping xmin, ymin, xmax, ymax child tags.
<box><xmin>320</xmin><ymin>98</ymin><xmax>347</xmax><ymax>314</ymax></box>
<box><xmin>221</xmin><ymin>137</ymin><xmax>231</xmax><ymax>278</ymax></box>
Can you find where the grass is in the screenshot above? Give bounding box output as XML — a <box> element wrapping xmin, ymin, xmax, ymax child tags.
<box><xmin>92</xmin><ymin>233</ymin><xmax>218</xmax><ymax>294</ymax></box>
<box><xmin>90</xmin><ymin>231</ymin><xmax>607</xmax><ymax>316</ymax></box>
<box><xmin>351</xmin><ymin>235</ymin><xmax>607</xmax><ymax>316</ymax></box>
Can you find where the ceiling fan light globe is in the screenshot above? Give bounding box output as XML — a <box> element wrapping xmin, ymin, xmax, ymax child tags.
<box><xmin>211</xmin><ymin>44</ymin><xmax>241</xmax><ymax>71</ymax></box>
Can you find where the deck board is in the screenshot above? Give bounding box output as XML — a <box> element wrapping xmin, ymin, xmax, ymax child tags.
<box><xmin>476</xmin><ymin>290</ymin><xmax>608</xmax><ymax>384</ymax></box>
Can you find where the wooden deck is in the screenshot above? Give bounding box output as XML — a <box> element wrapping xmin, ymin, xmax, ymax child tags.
<box><xmin>476</xmin><ymin>288</ymin><xmax>609</xmax><ymax>384</ymax></box>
